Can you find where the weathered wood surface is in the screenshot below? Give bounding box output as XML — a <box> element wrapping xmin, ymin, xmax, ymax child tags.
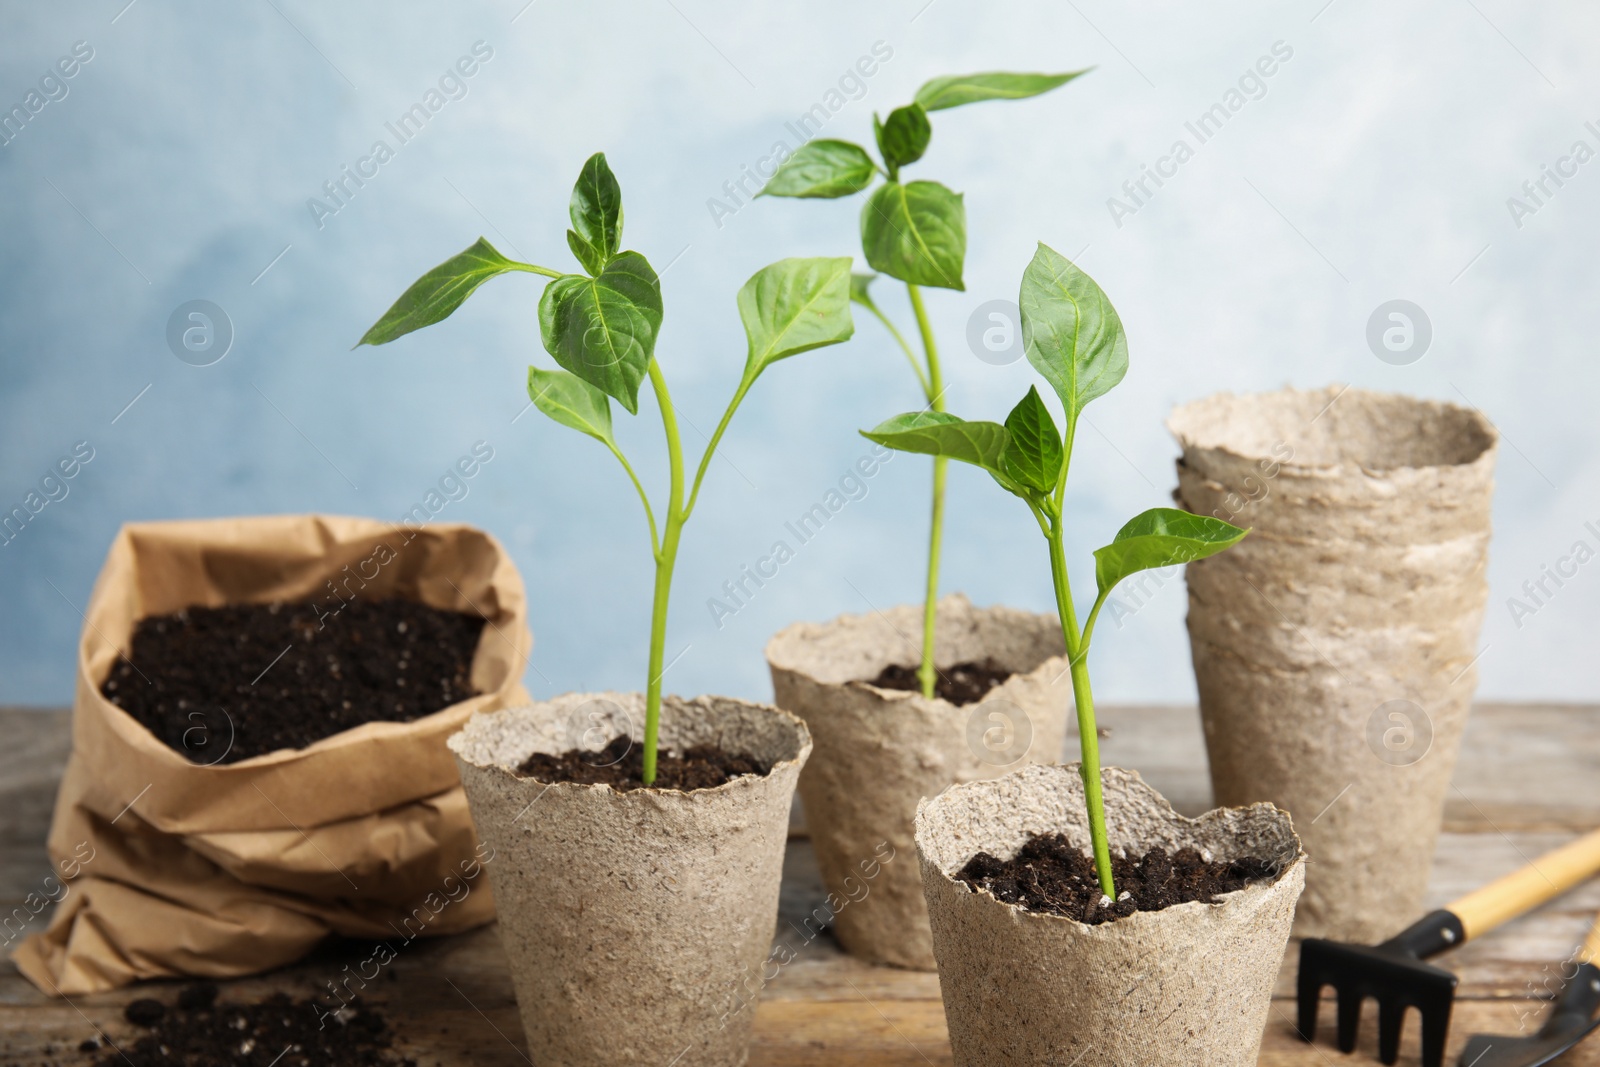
<box><xmin>1</xmin><ymin>704</ymin><xmax>1596</xmax><ymax>1066</ymax></box>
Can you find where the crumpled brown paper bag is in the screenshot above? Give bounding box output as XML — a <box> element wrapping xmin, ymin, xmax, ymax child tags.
<box><xmin>12</xmin><ymin>515</ymin><xmax>532</xmax><ymax>995</ymax></box>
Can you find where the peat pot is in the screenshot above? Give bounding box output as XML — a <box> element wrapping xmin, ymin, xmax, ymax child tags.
<box><xmin>448</xmin><ymin>691</ymin><xmax>810</xmax><ymax>1067</ymax></box>
<box><xmin>1169</xmin><ymin>385</ymin><xmax>1497</xmax><ymax>940</ymax></box>
<box><xmin>916</xmin><ymin>764</ymin><xmax>1305</xmax><ymax>1067</ymax></box>
<box><xmin>766</xmin><ymin>594</ymin><xmax>1068</xmax><ymax>970</ymax></box>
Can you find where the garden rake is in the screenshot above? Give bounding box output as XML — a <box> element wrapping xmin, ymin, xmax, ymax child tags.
<box><xmin>1297</xmin><ymin>825</ymin><xmax>1600</xmax><ymax>1067</ymax></box>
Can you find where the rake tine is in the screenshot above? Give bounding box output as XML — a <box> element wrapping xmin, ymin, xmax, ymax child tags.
<box><xmin>1297</xmin><ymin>964</ymin><xmax>1322</xmax><ymax>1040</ymax></box>
<box><xmin>1337</xmin><ymin>987</ymin><xmax>1364</xmax><ymax>1053</ymax></box>
<box><xmin>1377</xmin><ymin>999</ymin><xmax>1406</xmax><ymax>1065</ymax></box>
<box><xmin>1422</xmin><ymin>1003</ymin><xmax>1453</xmax><ymax>1067</ymax></box>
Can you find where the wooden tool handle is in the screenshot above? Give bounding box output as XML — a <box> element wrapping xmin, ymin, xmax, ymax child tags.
<box><xmin>1450</xmin><ymin>826</ymin><xmax>1600</xmax><ymax>941</ymax></box>
<box><xmin>1580</xmin><ymin>910</ymin><xmax>1600</xmax><ymax>968</ymax></box>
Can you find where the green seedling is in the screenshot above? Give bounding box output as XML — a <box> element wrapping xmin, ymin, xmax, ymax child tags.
<box><xmin>862</xmin><ymin>243</ymin><xmax>1247</xmax><ymax>896</ymax></box>
<box><xmin>359</xmin><ymin>153</ymin><xmax>856</xmax><ymax>785</ymax></box>
<box><xmin>760</xmin><ymin>70</ymin><xmax>1088</xmax><ymax>700</ymax></box>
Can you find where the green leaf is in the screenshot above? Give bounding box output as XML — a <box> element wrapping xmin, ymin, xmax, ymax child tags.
<box><xmin>860</xmin><ymin>180</ymin><xmax>966</xmax><ymax>290</ymax></box>
<box><xmin>876</xmin><ymin>104</ymin><xmax>931</xmax><ymax>170</ymax></box>
<box><xmin>537</xmin><ymin>251</ymin><xmax>662</xmax><ymax>415</ymax></box>
<box><xmin>860</xmin><ymin>411</ymin><xmax>1013</xmax><ymax>487</ymax></box>
<box><xmin>1000</xmin><ymin>385</ymin><xmax>1063</xmax><ymax>493</ymax></box>
<box><xmin>358</xmin><ymin>238</ymin><xmax>527</xmax><ymax>346</ymax></box>
<box><xmin>914</xmin><ymin>70</ymin><xmax>1090</xmax><ymax>112</ymax></box>
<box><xmin>849</xmin><ymin>272</ymin><xmax>879</xmax><ymax>311</ymax></box>
<box><xmin>871</xmin><ymin>114</ymin><xmax>893</xmax><ymax>180</ymax></box>
<box><xmin>738</xmin><ymin>257</ymin><xmax>855</xmax><ymax>384</ymax></box>
<box><xmin>570</xmin><ymin>152</ymin><xmax>622</xmax><ymax>262</ymax></box>
<box><xmin>1019</xmin><ymin>242</ymin><xmax>1128</xmax><ymax>426</ymax></box>
<box><xmin>1093</xmin><ymin>508</ymin><xmax>1249</xmax><ymax>598</ymax></box>
<box><xmin>527</xmin><ymin>366</ymin><xmax>614</xmax><ymax>446</ymax></box>
<box><xmin>760</xmin><ymin>140</ymin><xmax>877</xmax><ymax>198</ymax></box>
<box><xmin>567</xmin><ymin>229</ymin><xmax>604</xmax><ymax>276</ymax></box>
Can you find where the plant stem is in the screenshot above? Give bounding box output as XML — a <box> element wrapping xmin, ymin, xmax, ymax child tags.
<box><xmin>684</xmin><ymin>378</ymin><xmax>753</xmax><ymax>521</ymax></box>
<box><xmin>507</xmin><ymin>262</ymin><xmax>564</xmax><ymax>279</ymax></box>
<box><xmin>1045</xmin><ymin>519</ymin><xmax>1115</xmax><ymax>897</ymax></box>
<box><xmin>607</xmin><ymin>444</ymin><xmax>659</xmax><ymax>558</ymax></box>
<box><xmin>920</xmin><ymin>457</ymin><xmax>947</xmax><ymax>698</ymax></box>
<box><xmin>863</xmin><ymin>302</ymin><xmax>931</xmax><ymax>399</ymax></box>
<box><xmin>642</xmin><ymin>361</ymin><xmax>686</xmax><ymax>785</ymax></box>
<box><xmin>907</xmin><ymin>283</ymin><xmax>946</xmax><ymax>700</ymax></box>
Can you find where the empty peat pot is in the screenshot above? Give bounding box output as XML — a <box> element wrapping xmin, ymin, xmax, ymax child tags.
<box><xmin>1169</xmin><ymin>385</ymin><xmax>1497</xmax><ymax>941</ymax></box>
<box><xmin>448</xmin><ymin>692</ymin><xmax>809</xmax><ymax>1067</ymax></box>
<box><xmin>916</xmin><ymin>764</ymin><xmax>1304</xmax><ymax>1067</ymax></box>
<box><xmin>766</xmin><ymin>594</ymin><xmax>1068</xmax><ymax>970</ymax></box>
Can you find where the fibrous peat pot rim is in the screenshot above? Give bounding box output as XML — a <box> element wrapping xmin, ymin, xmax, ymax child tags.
<box><xmin>447</xmin><ymin>691</ymin><xmax>811</xmax><ymax>792</ymax></box>
<box><xmin>763</xmin><ymin>593</ymin><xmax>1067</xmax><ymax>709</ymax></box>
<box><xmin>1167</xmin><ymin>384</ymin><xmax>1497</xmax><ymax>474</ymax></box>
<box><xmin>916</xmin><ymin>764</ymin><xmax>1305</xmax><ymax>931</ymax></box>
<box><xmin>915</xmin><ymin>764</ymin><xmax>1306</xmax><ymax>1067</ymax></box>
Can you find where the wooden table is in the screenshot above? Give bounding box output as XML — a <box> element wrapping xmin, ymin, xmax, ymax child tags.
<box><xmin>2</xmin><ymin>704</ymin><xmax>1596</xmax><ymax>1066</ymax></box>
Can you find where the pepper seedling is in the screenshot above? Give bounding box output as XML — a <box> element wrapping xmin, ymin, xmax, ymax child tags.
<box><xmin>760</xmin><ymin>70</ymin><xmax>1088</xmax><ymax>700</ymax></box>
<box><xmin>358</xmin><ymin>152</ymin><xmax>856</xmax><ymax>785</ymax></box>
<box><xmin>862</xmin><ymin>243</ymin><xmax>1247</xmax><ymax>896</ymax></box>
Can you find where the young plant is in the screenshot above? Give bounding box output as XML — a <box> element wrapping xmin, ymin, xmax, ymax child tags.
<box><xmin>862</xmin><ymin>243</ymin><xmax>1247</xmax><ymax>896</ymax></box>
<box><xmin>759</xmin><ymin>70</ymin><xmax>1088</xmax><ymax>700</ymax></box>
<box><xmin>358</xmin><ymin>153</ymin><xmax>855</xmax><ymax>785</ymax></box>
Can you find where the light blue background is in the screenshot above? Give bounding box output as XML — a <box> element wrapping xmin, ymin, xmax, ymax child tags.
<box><xmin>2</xmin><ymin>1</ymin><xmax>1595</xmax><ymax>706</ymax></box>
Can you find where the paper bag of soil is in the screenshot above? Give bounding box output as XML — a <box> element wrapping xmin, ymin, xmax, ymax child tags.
<box><xmin>11</xmin><ymin>515</ymin><xmax>532</xmax><ymax>995</ymax></box>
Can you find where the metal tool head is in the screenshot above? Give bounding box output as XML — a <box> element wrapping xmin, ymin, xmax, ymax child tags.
<box><xmin>1298</xmin><ymin>910</ymin><xmax>1466</xmax><ymax>1067</ymax></box>
<box><xmin>1457</xmin><ymin>962</ymin><xmax>1600</xmax><ymax>1067</ymax></box>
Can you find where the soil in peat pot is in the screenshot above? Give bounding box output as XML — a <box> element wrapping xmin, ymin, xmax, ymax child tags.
<box><xmin>101</xmin><ymin>599</ymin><xmax>485</xmax><ymax>764</ymax></box>
<box><xmin>517</xmin><ymin>735</ymin><xmax>770</xmax><ymax>791</ymax></box>
<box><xmin>956</xmin><ymin>833</ymin><xmax>1280</xmax><ymax>925</ymax></box>
<box><xmin>872</xmin><ymin>658</ymin><xmax>1013</xmax><ymax>706</ymax></box>
<box><xmin>64</xmin><ymin>982</ymin><xmax>416</xmax><ymax>1067</ymax></box>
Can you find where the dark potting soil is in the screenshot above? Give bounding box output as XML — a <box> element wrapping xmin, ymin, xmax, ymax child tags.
<box><xmin>871</xmin><ymin>658</ymin><xmax>1013</xmax><ymax>705</ymax></box>
<box><xmin>101</xmin><ymin>598</ymin><xmax>485</xmax><ymax>764</ymax></box>
<box><xmin>75</xmin><ymin>981</ymin><xmax>416</xmax><ymax>1067</ymax></box>
<box><xmin>517</xmin><ymin>735</ymin><xmax>769</xmax><ymax>792</ymax></box>
<box><xmin>955</xmin><ymin>833</ymin><xmax>1279</xmax><ymax>924</ymax></box>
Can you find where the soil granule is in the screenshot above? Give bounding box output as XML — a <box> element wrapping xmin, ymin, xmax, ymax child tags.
<box><xmin>87</xmin><ymin>981</ymin><xmax>415</xmax><ymax>1067</ymax></box>
<box><xmin>872</xmin><ymin>658</ymin><xmax>1013</xmax><ymax>706</ymax></box>
<box><xmin>955</xmin><ymin>832</ymin><xmax>1279</xmax><ymax>924</ymax></box>
<box><xmin>517</xmin><ymin>735</ymin><xmax>769</xmax><ymax>792</ymax></box>
<box><xmin>101</xmin><ymin>598</ymin><xmax>485</xmax><ymax>764</ymax></box>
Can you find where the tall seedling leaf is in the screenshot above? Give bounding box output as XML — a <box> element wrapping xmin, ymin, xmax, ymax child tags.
<box><xmin>1019</xmin><ymin>242</ymin><xmax>1128</xmax><ymax>428</ymax></box>
<box><xmin>567</xmin><ymin>230</ymin><xmax>605</xmax><ymax>276</ymax></box>
<box><xmin>570</xmin><ymin>152</ymin><xmax>623</xmax><ymax>262</ymax></box>
<box><xmin>538</xmin><ymin>251</ymin><xmax>662</xmax><ymax>415</ymax></box>
<box><xmin>861</xmin><ymin>180</ymin><xmax>966</xmax><ymax>290</ymax></box>
<box><xmin>876</xmin><ymin>104</ymin><xmax>932</xmax><ymax>170</ymax></box>
<box><xmin>737</xmin><ymin>257</ymin><xmax>855</xmax><ymax>384</ymax></box>
<box><xmin>1093</xmin><ymin>507</ymin><xmax>1249</xmax><ymax>598</ymax></box>
<box><xmin>861</xmin><ymin>411</ymin><xmax>1013</xmax><ymax>487</ymax></box>
<box><xmin>1000</xmin><ymin>385</ymin><xmax>1063</xmax><ymax>493</ymax></box>
<box><xmin>527</xmin><ymin>366</ymin><xmax>615</xmax><ymax>446</ymax></box>
<box><xmin>761</xmin><ymin>140</ymin><xmax>878</xmax><ymax>198</ymax></box>
<box><xmin>358</xmin><ymin>238</ymin><xmax>530</xmax><ymax>346</ymax></box>
<box><xmin>914</xmin><ymin>70</ymin><xmax>1090</xmax><ymax>111</ymax></box>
